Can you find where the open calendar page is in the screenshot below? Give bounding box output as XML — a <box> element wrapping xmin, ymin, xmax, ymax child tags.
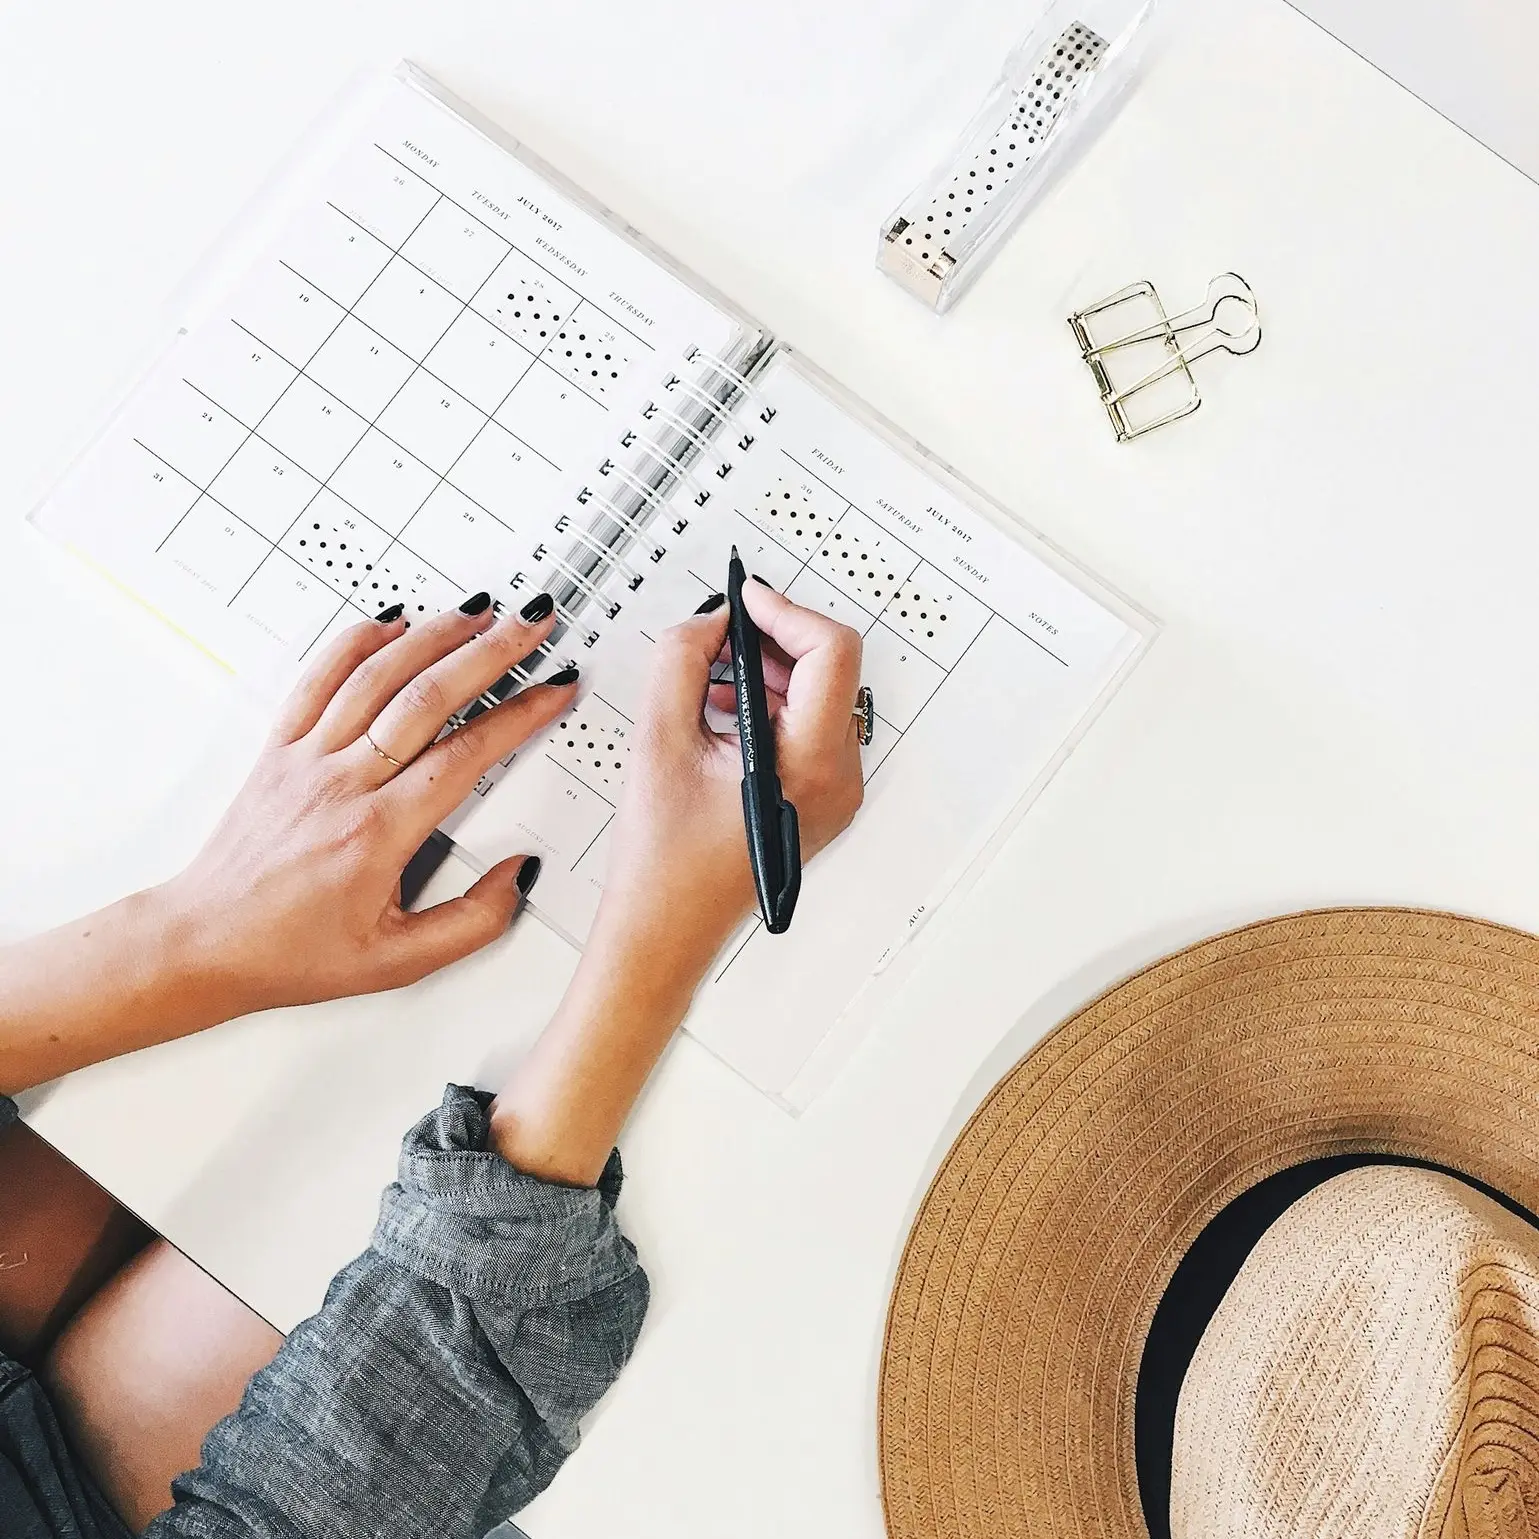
<box><xmin>33</xmin><ymin>65</ymin><xmax>1155</xmax><ymax>1109</ymax></box>
<box><xmin>34</xmin><ymin>66</ymin><xmax>763</xmax><ymax>689</ymax></box>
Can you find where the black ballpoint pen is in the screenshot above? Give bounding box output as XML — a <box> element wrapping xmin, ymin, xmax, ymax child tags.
<box><xmin>727</xmin><ymin>546</ymin><xmax>802</xmax><ymax>933</ymax></box>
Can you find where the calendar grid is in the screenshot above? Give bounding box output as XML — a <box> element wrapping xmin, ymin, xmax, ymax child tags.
<box><xmin>147</xmin><ymin>187</ymin><xmax>452</xmax><ymax>650</ymax></box>
<box><xmin>235</xmin><ymin>163</ymin><xmax>621</xmax><ymax>643</ymax></box>
<box><xmin>153</xmin><ymin>188</ymin><xmax>445</xmax><ymax>572</ymax></box>
<box><xmin>133</xmin><ymin>426</ymin><xmax>413</xmax><ymax>625</ymax></box>
<box><xmin>135</xmin><ymin>133</ymin><xmax>735</xmax><ymax>673</ymax></box>
<box><xmin>222</xmin><ymin>190</ymin><xmax>467</xmax><ymax>626</ymax></box>
<box><xmin>298</xmin><ymin>192</ymin><xmax>525</xmax><ymax>628</ymax></box>
<box><xmin>151</xmin><ymin>145</ymin><xmax>660</xmax><ymax>649</ymax></box>
<box><xmin>217</xmin><ymin>320</ymin><xmax>553</xmax><ymax>497</ymax></box>
<box><xmin>172</xmin><ymin>378</ymin><xmax>461</xmax><ymax>588</ymax></box>
<box><xmin>258</xmin><ymin>141</ymin><xmax>691</xmax><ymax>651</ymax></box>
<box><xmin>316</xmin><ymin>205</ymin><xmax>618</xmax><ymax>416</ymax></box>
<box><xmin>326</xmin><ymin>155</ymin><xmax>741</xmax><ymax>667</ymax></box>
<box><xmin>370</xmin><ymin>145</ymin><xmax>659</xmax><ymax>356</ymax></box>
<box><xmin>780</xmin><ymin>450</ymin><xmax>1070</xmax><ymax>668</ymax></box>
<box><xmin>276</xmin><ymin>252</ymin><xmax>567</xmax><ymax>450</ymax></box>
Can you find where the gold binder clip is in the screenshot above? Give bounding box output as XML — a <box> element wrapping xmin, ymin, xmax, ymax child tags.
<box><xmin>1068</xmin><ymin>272</ymin><xmax>1260</xmax><ymax>442</ymax></box>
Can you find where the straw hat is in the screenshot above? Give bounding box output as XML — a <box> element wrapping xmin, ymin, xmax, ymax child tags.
<box><xmin>878</xmin><ymin>908</ymin><xmax>1539</xmax><ymax>1539</ymax></box>
<box><xmin>1171</xmin><ymin>1164</ymin><xmax>1539</xmax><ymax>1537</ymax></box>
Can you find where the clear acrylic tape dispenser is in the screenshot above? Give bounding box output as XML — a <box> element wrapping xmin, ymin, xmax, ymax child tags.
<box><xmin>878</xmin><ymin>0</ymin><xmax>1157</xmax><ymax>314</ymax></box>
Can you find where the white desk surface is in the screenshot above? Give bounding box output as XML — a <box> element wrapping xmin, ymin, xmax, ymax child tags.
<box><xmin>3</xmin><ymin>0</ymin><xmax>1538</xmax><ymax>1532</ymax></box>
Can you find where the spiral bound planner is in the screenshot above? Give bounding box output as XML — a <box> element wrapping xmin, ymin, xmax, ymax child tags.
<box><xmin>33</xmin><ymin>64</ymin><xmax>1155</xmax><ymax>1110</ymax></box>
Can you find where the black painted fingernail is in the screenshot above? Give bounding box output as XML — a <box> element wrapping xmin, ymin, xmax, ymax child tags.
<box><xmin>695</xmin><ymin>592</ymin><xmax>726</xmax><ymax>614</ymax></box>
<box><xmin>518</xmin><ymin>591</ymin><xmax>554</xmax><ymax>623</ymax></box>
<box><xmin>751</xmin><ymin>574</ymin><xmax>773</xmax><ymax>588</ymax></box>
<box><xmin>459</xmin><ymin>590</ymin><xmax>492</xmax><ymax>616</ymax></box>
<box><xmin>546</xmin><ymin>665</ymin><xmax>580</xmax><ymax>687</ymax></box>
<box><xmin>516</xmin><ymin>856</ymin><xmax>542</xmax><ymax>896</ymax></box>
<box><xmin>374</xmin><ymin>602</ymin><xmax>404</xmax><ymax>623</ymax></box>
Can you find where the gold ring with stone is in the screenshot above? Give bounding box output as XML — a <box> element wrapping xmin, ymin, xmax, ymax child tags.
<box><xmin>853</xmin><ymin>686</ymin><xmax>875</xmax><ymax>746</ymax></box>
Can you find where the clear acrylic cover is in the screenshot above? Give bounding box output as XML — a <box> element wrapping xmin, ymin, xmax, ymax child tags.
<box><xmin>878</xmin><ymin>0</ymin><xmax>1158</xmax><ymax>313</ymax></box>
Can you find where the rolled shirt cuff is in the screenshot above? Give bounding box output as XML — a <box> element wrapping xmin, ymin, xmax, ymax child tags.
<box><xmin>371</xmin><ymin>1085</ymin><xmax>637</xmax><ymax>1307</ymax></box>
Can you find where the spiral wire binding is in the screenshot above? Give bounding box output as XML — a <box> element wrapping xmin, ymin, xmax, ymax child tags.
<box><xmin>557</xmin><ymin>342</ymin><xmax>766</xmax><ymax>625</ymax></box>
<box><xmin>542</xmin><ymin>552</ymin><xmax>617</xmax><ymax>612</ymax></box>
<box><xmin>562</xmin><ymin>520</ymin><xmax>640</xmax><ymax>586</ymax></box>
<box><xmin>575</xmin><ymin>491</ymin><xmax>667</xmax><ymax>560</ymax></box>
<box><xmin>598</xmin><ymin>459</ymin><xmax>672</xmax><ymax>513</ymax></box>
<box><xmin>641</xmin><ymin>402</ymin><xmax>729</xmax><ymax>468</ymax></box>
<box><xmin>687</xmin><ymin>346</ymin><xmax>776</xmax><ymax>422</ymax></box>
<box><xmin>452</xmin><ymin>340</ymin><xmax>764</xmax><ymax>737</ymax></box>
<box><xmin>623</xmin><ymin>438</ymin><xmax>715</xmax><ymax>507</ymax></box>
<box><xmin>662</xmin><ymin>373</ymin><xmax>740</xmax><ymax>425</ymax></box>
<box><xmin>551</xmin><ymin>596</ymin><xmax>590</xmax><ymax>630</ymax></box>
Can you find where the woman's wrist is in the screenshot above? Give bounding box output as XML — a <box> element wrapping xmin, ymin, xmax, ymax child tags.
<box><xmin>486</xmin><ymin>885</ymin><xmax>748</xmax><ymax>1185</ymax></box>
<box><xmin>136</xmin><ymin>878</ymin><xmax>255</xmax><ymax>1031</ymax></box>
<box><xmin>587</xmin><ymin>879</ymin><xmax>749</xmax><ymax>1003</ymax></box>
<box><xmin>72</xmin><ymin>882</ymin><xmax>251</xmax><ymax>1043</ymax></box>
<box><xmin>0</xmin><ymin>882</ymin><xmax>242</xmax><ymax>1095</ymax></box>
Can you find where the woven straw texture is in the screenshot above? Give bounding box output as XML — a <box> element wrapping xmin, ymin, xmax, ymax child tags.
<box><xmin>878</xmin><ymin>909</ymin><xmax>1539</xmax><ymax>1539</ymax></box>
<box><xmin>1172</xmin><ymin>1165</ymin><xmax>1539</xmax><ymax>1539</ymax></box>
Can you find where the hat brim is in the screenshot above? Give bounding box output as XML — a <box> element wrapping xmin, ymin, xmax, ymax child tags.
<box><xmin>878</xmin><ymin>908</ymin><xmax>1539</xmax><ymax>1539</ymax></box>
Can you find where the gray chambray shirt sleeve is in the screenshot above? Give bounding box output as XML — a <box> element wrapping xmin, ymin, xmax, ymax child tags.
<box><xmin>145</xmin><ymin>1084</ymin><xmax>649</xmax><ymax>1539</ymax></box>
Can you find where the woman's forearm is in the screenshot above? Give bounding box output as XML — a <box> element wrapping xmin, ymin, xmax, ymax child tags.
<box><xmin>1</xmin><ymin>604</ymin><xmax>576</xmax><ymax>1103</ymax></box>
<box><xmin>488</xmin><ymin>894</ymin><xmax>737</xmax><ymax>1187</ymax></box>
<box><xmin>0</xmin><ymin>884</ymin><xmax>231</xmax><ymax>1095</ymax></box>
<box><xmin>487</xmin><ymin>589</ymin><xmax>863</xmax><ymax>1189</ymax></box>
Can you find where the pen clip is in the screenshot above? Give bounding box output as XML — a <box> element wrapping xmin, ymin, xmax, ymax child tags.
<box><xmin>766</xmin><ymin>798</ymin><xmax>801</xmax><ymax>934</ymax></box>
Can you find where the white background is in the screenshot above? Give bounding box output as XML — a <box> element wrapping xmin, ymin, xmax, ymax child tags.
<box><xmin>1290</xmin><ymin>0</ymin><xmax>1539</xmax><ymax>180</ymax></box>
<box><xmin>3</xmin><ymin>1</ymin><xmax>1539</xmax><ymax>1536</ymax></box>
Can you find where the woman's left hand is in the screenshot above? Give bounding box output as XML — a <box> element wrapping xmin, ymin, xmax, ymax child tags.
<box><xmin>161</xmin><ymin>596</ymin><xmax>575</xmax><ymax>1020</ymax></box>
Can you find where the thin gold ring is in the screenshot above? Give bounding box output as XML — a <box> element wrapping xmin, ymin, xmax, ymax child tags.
<box><xmin>853</xmin><ymin>685</ymin><xmax>875</xmax><ymax>746</ymax></box>
<box><xmin>363</xmin><ymin>729</ymin><xmax>410</xmax><ymax>772</ymax></box>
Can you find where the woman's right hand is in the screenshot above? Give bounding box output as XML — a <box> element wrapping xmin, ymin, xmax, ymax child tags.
<box><xmin>491</xmin><ymin>582</ymin><xmax>865</xmax><ymax>1184</ymax></box>
<box><xmin>595</xmin><ymin>581</ymin><xmax>866</xmax><ymax>983</ymax></box>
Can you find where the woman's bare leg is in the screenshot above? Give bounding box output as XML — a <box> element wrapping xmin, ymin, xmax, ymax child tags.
<box><xmin>42</xmin><ymin>1240</ymin><xmax>282</xmax><ymax>1530</ymax></box>
<box><xmin>0</xmin><ymin>1119</ymin><xmax>151</xmax><ymax>1366</ymax></box>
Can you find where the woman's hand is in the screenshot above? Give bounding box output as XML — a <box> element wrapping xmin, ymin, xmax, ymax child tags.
<box><xmin>165</xmin><ymin>595</ymin><xmax>576</xmax><ymax>1018</ymax></box>
<box><xmin>598</xmin><ymin>581</ymin><xmax>866</xmax><ymax>974</ymax></box>
<box><xmin>489</xmin><ymin>584</ymin><xmax>866</xmax><ymax>1185</ymax></box>
<box><xmin>0</xmin><ymin>595</ymin><xmax>574</xmax><ymax>1093</ymax></box>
